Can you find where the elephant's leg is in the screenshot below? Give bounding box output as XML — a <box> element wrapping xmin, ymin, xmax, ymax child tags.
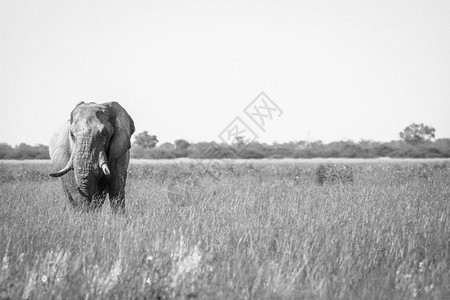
<box><xmin>108</xmin><ymin>153</ymin><xmax>130</xmax><ymax>213</ymax></box>
<box><xmin>90</xmin><ymin>180</ymin><xmax>108</xmax><ymax>210</ymax></box>
<box><xmin>109</xmin><ymin>184</ymin><xmax>125</xmax><ymax>213</ymax></box>
<box><xmin>108</xmin><ymin>176</ymin><xmax>126</xmax><ymax>213</ymax></box>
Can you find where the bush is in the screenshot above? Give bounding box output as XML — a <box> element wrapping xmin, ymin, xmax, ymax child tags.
<box><xmin>0</xmin><ymin>143</ymin><xmax>49</xmax><ymax>160</ymax></box>
<box><xmin>2</xmin><ymin>138</ymin><xmax>450</xmax><ymax>160</ymax></box>
<box><xmin>315</xmin><ymin>164</ymin><xmax>354</xmax><ymax>185</ymax></box>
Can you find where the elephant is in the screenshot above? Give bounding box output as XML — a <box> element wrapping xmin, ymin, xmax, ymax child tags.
<box><xmin>49</xmin><ymin>101</ymin><xmax>135</xmax><ymax>213</ymax></box>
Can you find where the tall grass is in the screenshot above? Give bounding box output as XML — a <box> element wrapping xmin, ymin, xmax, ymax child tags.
<box><xmin>0</xmin><ymin>161</ymin><xmax>449</xmax><ymax>299</ymax></box>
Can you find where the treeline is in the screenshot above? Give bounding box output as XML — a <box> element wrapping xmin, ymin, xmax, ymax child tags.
<box><xmin>2</xmin><ymin>139</ymin><xmax>450</xmax><ymax>160</ymax></box>
<box><xmin>0</xmin><ymin>143</ymin><xmax>50</xmax><ymax>160</ymax></box>
<box><xmin>131</xmin><ymin>139</ymin><xmax>450</xmax><ymax>159</ymax></box>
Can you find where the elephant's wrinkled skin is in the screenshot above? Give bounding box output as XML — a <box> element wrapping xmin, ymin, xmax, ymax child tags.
<box><xmin>49</xmin><ymin>101</ymin><xmax>135</xmax><ymax>213</ymax></box>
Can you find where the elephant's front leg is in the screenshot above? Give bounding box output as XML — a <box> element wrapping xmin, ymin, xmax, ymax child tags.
<box><xmin>91</xmin><ymin>180</ymin><xmax>108</xmax><ymax>210</ymax></box>
<box><xmin>108</xmin><ymin>153</ymin><xmax>130</xmax><ymax>213</ymax></box>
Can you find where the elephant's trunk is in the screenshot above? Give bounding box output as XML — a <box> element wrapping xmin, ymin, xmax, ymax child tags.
<box><xmin>73</xmin><ymin>141</ymin><xmax>98</xmax><ymax>198</ymax></box>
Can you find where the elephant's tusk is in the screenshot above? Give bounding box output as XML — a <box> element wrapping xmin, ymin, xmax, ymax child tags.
<box><xmin>101</xmin><ymin>163</ymin><xmax>110</xmax><ymax>176</ymax></box>
<box><xmin>49</xmin><ymin>163</ymin><xmax>73</xmax><ymax>177</ymax></box>
<box><xmin>98</xmin><ymin>150</ymin><xmax>110</xmax><ymax>176</ymax></box>
<box><xmin>49</xmin><ymin>149</ymin><xmax>74</xmax><ymax>177</ymax></box>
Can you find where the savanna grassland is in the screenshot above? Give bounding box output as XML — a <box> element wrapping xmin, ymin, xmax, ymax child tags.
<box><xmin>1</xmin><ymin>159</ymin><xmax>450</xmax><ymax>299</ymax></box>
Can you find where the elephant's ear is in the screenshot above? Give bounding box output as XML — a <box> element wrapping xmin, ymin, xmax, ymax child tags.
<box><xmin>49</xmin><ymin>121</ymin><xmax>72</xmax><ymax>172</ymax></box>
<box><xmin>106</xmin><ymin>102</ymin><xmax>135</xmax><ymax>159</ymax></box>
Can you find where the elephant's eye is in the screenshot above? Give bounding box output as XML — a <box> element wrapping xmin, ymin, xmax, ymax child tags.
<box><xmin>70</xmin><ymin>131</ymin><xmax>75</xmax><ymax>141</ymax></box>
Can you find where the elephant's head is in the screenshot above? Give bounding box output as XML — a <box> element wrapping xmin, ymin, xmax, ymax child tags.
<box><xmin>50</xmin><ymin>102</ymin><xmax>134</xmax><ymax>198</ymax></box>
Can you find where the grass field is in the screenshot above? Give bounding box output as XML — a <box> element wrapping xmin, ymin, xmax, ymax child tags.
<box><xmin>1</xmin><ymin>159</ymin><xmax>450</xmax><ymax>299</ymax></box>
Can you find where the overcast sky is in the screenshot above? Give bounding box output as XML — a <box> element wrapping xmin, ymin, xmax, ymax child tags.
<box><xmin>1</xmin><ymin>0</ymin><xmax>449</xmax><ymax>146</ymax></box>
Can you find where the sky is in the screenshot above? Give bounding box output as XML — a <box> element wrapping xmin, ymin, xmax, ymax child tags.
<box><xmin>1</xmin><ymin>0</ymin><xmax>449</xmax><ymax>146</ymax></box>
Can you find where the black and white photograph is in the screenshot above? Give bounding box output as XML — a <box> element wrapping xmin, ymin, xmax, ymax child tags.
<box><xmin>1</xmin><ymin>0</ymin><xmax>450</xmax><ymax>299</ymax></box>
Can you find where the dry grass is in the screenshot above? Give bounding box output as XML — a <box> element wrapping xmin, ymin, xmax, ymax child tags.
<box><xmin>0</xmin><ymin>160</ymin><xmax>450</xmax><ymax>299</ymax></box>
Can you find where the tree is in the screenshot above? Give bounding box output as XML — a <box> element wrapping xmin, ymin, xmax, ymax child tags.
<box><xmin>399</xmin><ymin>123</ymin><xmax>435</xmax><ymax>145</ymax></box>
<box><xmin>174</xmin><ymin>139</ymin><xmax>190</xmax><ymax>150</ymax></box>
<box><xmin>159</xmin><ymin>142</ymin><xmax>175</xmax><ymax>150</ymax></box>
<box><xmin>232</xmin><ymin>136</ymin><xmax>247</xmax><ymax>149</ymax></box>
<box><xmin>0</xmin><ymin>143</ymin><xmax>14</xmax><ymax>159</ymax></box>
<box><xmin>133</xmin><ymin>131</ymin><xmax>158</xmax><ymax>149</ymax></box>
